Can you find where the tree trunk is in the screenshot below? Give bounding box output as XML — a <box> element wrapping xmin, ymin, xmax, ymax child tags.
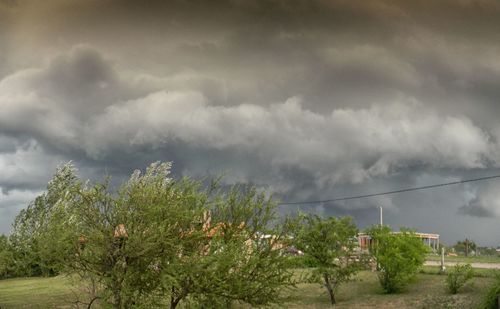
<box><xmin>87</xmin><ymin>296</ymin><xmax>100</xmax><ymax>309</ymax></box>
<box><xmin>465</xmin><ymin>239</ymin><xmax>469</xmax><ymax>257</ymax></box>
<box><xmin>170</xmin><ymin>299</ymin><xmax>180</xmax><ymax>309</ymax></box>
<box><xmin>323</xmin><ymin>273</ymin><xmax>336</xmax><ymax>305</ymax></box>
<box><xmin>170</xmin><ymin>297</ymin><xmax>181</xmax><ymax>309</ymax></box>
<box><xmin>112</xmin><ymin>286</ymin><xmax>121</xmax><ymax>309</ymax></box>
<box><xmin>170</xmin><ymin>286</ymin><xmax>181</xmax><ymax>309</ymax></box>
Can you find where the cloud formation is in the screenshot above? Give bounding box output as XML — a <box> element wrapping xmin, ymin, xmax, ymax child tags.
<box><xmin>1</xmin><ymin>47</ymin><xmax>497</xmax><ymax>193</ymax></box>
<box><xmin>2</xmin><ymin>0</ymin><xmax>500</xmax><ymax>244</ymax></box>
<box><xmin>459</xmin><ymin>182</ymin><xmax>500</xmax><ymax>218</ymax></box>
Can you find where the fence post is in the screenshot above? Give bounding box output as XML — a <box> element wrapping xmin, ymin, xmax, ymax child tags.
<box><xmin>440</xmin><ymin>247</ymin><xmax>446</xmax><ymax>273</ymax></box>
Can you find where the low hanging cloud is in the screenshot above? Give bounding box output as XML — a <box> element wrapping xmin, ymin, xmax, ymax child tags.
<box><xmin>87</xmin><ymin>92</ymin><xmax>494</xmax><ymax>182</ymax></box>
<box><xmin>459</xmin><ymin>182</ymin><xmax>500</xmax><ymax>218</ymax></box>
<box><xmin>0</xmin><ymin>46</ymin><xmax>497</xmax><ymax>201</ymax></box>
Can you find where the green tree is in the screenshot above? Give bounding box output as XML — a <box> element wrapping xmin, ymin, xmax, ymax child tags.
<box><xmin>295</xmin><ymin>215</ymin><xmax>361</xmax><ymax>305</ymax></box>
<box><xmin>0</xmin><ymin>235</ymin><xmax>15</xmax><ymax>278</ymax></box>
<box><xmin>49</xmin><ymin>161</ymin><xmax>295</xmax><ymax>308</ymax></box>
<box><xmin>454</xmin><ymin>239</ymin><xmax>477</xmax><ymax>256</ymax></box>
<box><xmin>476</xmin><ymin>247</ymin><xmax>497</xmax><ymax>256</ymax></box>
<box><xmin>366</xmin><ymin>225</ymin><xmax>427</xmax><ymax>293</ymax></box>
<box><xmin>9</xmin><ymin>162</ymin><xmax>78</xmax><ymax>276</ymax></box>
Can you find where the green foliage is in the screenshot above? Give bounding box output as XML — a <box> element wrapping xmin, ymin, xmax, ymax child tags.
<box><xmin>295</xmin><ymin>215</ymin><xmax>361</xmax><ymax>305</ymax></box>
<box><xmin>0</xmin><ymin>235</ymin><xmax>15</xmax><ymax>278</ymax></box>
<box><xmin>366</xmin><ymin>225</ymin><xmax>428</xmax><ymax>293</ymax></box>
<box><xmin>286</xmin><ymin>255</ymin><xmax>320</xmax><ymax>268</ymax></box>
<box><xmin>476</xmin><ymin>247</ymin><xmax>499</xmax><ymax>256</ymax></box>
<box><xmin>9</xmin><ymin>162</ymin><xmax>79</xmax><ymax>277</ymax></box>
<box><xmin>26</xmin><ymin>161</ymin><xmax>295</xmax><ymax>308</ymax></box>
<box><xmin>479</xmin><ymin>273</ymin><xmax>500</xmax><ymax>309</ymax></box>
<box><xmin>446</xmin><ymin>263</ymin><xmax>474</xmax><ymax>294</ymax></box>
<box><xmin>453</xmin><ymin>239</ymin><xmax>477</xmax><ymax>256</ymax></box>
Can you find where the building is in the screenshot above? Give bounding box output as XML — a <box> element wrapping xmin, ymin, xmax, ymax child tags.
<box><xmin>357</xmin><ymin>231</ymin><xmax>440</xmax><ymax>251</ymax></box>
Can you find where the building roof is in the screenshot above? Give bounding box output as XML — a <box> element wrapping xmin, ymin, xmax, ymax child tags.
<box><xmin>357</xmin><ymin>231</ymin><xmax>439</xmax><ymax>239</ymax></box>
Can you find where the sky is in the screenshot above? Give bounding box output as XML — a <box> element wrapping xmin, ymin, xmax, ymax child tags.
<box><xmin>2</xmin><ymin>0</ymin><xmax>500</xmax><ymax>245</ymax></box>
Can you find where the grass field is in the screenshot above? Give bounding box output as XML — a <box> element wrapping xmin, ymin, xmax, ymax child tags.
<box><xmin>0</xmin><ymin>276</ymin><xmax>77</xmax><ymax>308</ymax></box>
<box><xmin>0</xmin><ymin>271</ymin><xmax>494</xmax><ymax>308</ymax></box>
<box><xmin>280</xmin><ymin>271</ymin><xmax>493</xmax><ymax>309</ymax></box>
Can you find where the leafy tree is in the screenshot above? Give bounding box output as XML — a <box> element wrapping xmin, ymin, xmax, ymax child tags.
<box><xmin>454</xmin><ymin>239</ymin><xmax>477</xmax><ymax>256</ymax></box>
<box><xmin>366</xmin><ymin>225</ymin><xmax>427</xmax><ymax>293</ymax></box>
<box><xmin>48</xmin><ymin>161</ymin><xmax>295</xmax><ymax>308</ymax></box>
<box><xmin>9</xmin><ymin>163</ymin><xmax>78</xmax><ymax>276</ymax></box>
<box><xmin>295</xmin><ymin>215</ymin><xmax>361</xmax><ymax>305</ymax></box>
<box><xmin>476</xmin><ymin>247</ymin><xmax>498</xmax><ymax>256</ymax></box>
<box><xmin>0</xmin><ymin>235</ymin><xmax>15</xmax><ymax>278</ymax></box>
<box><xmin>446</xmin><ymin>263</ymin><xmax>474</xmax><ymax>294</ymax></box>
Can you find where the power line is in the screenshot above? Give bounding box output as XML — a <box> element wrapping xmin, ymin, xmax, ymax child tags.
<box><xmin>277</xmin><ymin>174</ymin><xmax>500</xmax><ymax>206</ymax></box>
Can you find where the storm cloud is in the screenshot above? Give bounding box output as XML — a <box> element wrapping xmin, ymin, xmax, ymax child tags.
<box><xmin>2</xmin><ymin>0</ymin><xmax>500</xmax><ymax>245</ymax></box>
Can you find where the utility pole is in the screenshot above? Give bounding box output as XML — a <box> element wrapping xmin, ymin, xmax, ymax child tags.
<box><xmin>379</xmin><ymin>206</ymin><xmax>383</xmax><ymax>227</ymax></box>
<box><xmin>465</xmin><ymin>238</ymin><xmax>469</xmax><ymax>258</ymax></box>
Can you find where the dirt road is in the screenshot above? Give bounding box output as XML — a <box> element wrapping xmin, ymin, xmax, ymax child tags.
<box><xmin>425</xmin><ymin>260</ymin><xmax>500</xmax><ymax>269</ymax></box>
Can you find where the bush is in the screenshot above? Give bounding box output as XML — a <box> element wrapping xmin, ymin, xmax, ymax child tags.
<box><xmin>446</xmin><ymin>263</ymin><xmax>473</xmax><ymax>294</ymax></box>
<box><xmin>479</xmin><ymin>273</ymin><xmax>500</xmax><ymax>309</ymax></box>
<box><xmin>366</xmin><ymin>225</ymin><xmax>428</xmax><ymax>293</ymax></box>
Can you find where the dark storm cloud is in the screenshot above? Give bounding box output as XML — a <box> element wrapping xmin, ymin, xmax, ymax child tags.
<box><xmin>3</xmin><ymin>1</ymin><xmax>500</xmax><ymax>117</ymax></box>
<box><xmin>2</xmin><ymin>0</ymin><xmax>500</xmax><ymax>244</ymax></box>
<box><xmin>1</xmin><ymin>47</ymin><xmax>495</xmax><ymax>198</ymax></box>
<box><xmin>457</xmin><ymin>181</ymin><xmax>500</xmax><ymax>218</ymax></box>
<box><xmin>458</xmin><ymin>198</ymin><xmax>495</xmax><ymax>218</ymax></box>
<box><xmin>0</xmin><ymin>139</ymin><xmax>66</xmax><ymax>194</ymax></box>
<box><xmin>0</xmin><ymin>1</ymin><xmax>14</xmax><ymax>78</ymax></box>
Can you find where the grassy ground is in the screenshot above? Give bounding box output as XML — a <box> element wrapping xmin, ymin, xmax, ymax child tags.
<box><xmin>0</xmin><ymin>276</ymin><xmax>77</xmax><ymax>308</ymax></box>
<box><xmin>0</xmin><ymin>271</ymin><xmax>494</xmax><ymax>308</ymax></box>
<box><xmin>279</xmin><ymin>271</ymin><xmax>493</xmax><ymax>309</ymax></box>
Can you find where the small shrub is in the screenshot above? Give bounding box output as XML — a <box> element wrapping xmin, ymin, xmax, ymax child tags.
<box><xmin>479</xmin><ymin>273</ymin><xmax>500</xmax><ymax>309</ymax></box>
<box><xmin>446</xmin><ymin>264</ymin><xmax>473</xmax><ymax>294</ymax></box>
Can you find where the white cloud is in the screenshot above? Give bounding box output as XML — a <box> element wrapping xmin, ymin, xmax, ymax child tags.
<box><xmin>84</xmin><ymin>91</ymin><xmax>495</xmax><ymax>189</ymax></box>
